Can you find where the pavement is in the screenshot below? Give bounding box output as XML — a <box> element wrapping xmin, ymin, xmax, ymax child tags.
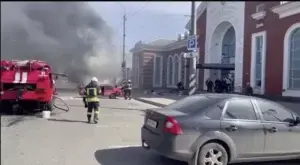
<box><xmin>1</xmin><ymin>91</ymin><xmax>299</xmax><ymax>165</ymax></box>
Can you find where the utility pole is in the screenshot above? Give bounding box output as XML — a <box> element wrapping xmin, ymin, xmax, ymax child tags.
<box><xmin>188</xmin><ymin>1</ymin><xmax>197</xmax><ymax>95</ymax></box>
<box><xmin>121</xmin><ymin>14</ymin><xmax>127</xmax><ymax>82</ymax></box>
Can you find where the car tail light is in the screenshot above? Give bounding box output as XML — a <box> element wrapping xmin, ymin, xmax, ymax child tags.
<box><xmin>164</xmin><ymin>116</ymin><xmax>183</xmax><ymax>135</ymax></box>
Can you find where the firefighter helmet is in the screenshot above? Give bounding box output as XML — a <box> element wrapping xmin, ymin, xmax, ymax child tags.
<box><xmin>91</xmin><ymin>77</ymin><xmax>98</xmax><ymax>82</ymax></box>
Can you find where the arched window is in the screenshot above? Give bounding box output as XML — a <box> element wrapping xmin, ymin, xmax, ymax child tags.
<box><xmin>167</xmin><ymin>56</ymin><xmax>173</xmax><ymax>85</ymax></box>
<box><xmin>174</xmin><ymin>55</ymin><xmax>180</xmax><ymax>84</ymax></box>
<box><xmin>289</xmin><ymin>27</ymin><xmax>300</xmax><ymax>89</ymax></box>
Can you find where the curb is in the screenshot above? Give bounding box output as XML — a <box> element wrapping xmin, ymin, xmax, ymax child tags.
<box><xmin>133</xmin><ymin>97</ymin><xmax>165</xmax><ymax>107</ymax></box>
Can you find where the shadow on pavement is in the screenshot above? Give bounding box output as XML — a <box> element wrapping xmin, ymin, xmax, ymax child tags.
<box><xmin>1</xmin><ymin>111</ymin><xmax>60</xmax><ymax>127</ymax></box>
<box><xmin>94</xmin><ymin>146</ymin><xmax>186</xmax><ymax>165</ymax></box>
<box><xmin>47</xmin><ymin>118</ymin><xmax>86</xmax><ymax>123</ymax></box>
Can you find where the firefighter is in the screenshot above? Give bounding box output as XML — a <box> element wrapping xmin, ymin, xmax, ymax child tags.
<box><xmin>123</xmin><ymin>80</ymin><xmax>132</xmax><ymax>99</ymax></box>
<box><xmin>84</xmin><ymin>77</ymin><xmax>101</xmax><ymax>124</ymax></box>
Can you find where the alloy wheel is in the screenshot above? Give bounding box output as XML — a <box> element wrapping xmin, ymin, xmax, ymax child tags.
<box><xmin>203</xmin><ymin>148</ymin><xmax>223</xmax><ymax>165</ymax></box>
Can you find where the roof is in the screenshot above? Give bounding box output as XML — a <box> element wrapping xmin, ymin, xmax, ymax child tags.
<box><xmin>147</xmin><ymin>39</ymin><xmax>176</xmax><ymax>46</ymax></box>
<box><xmin>1</xmin><ymin>60</ymin><xmax>51</xmax><ymax>70</ymax></box>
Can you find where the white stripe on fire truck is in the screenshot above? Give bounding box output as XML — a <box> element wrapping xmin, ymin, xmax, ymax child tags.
<box><xmin>20</xmin><ymin>72</ymin><xmax>28</xmax><ymax>84</ymax></box>
<box><xmin>13</xmin><ymin>72</ymin><xmax>21</xmax><ymax>83</ymax></box>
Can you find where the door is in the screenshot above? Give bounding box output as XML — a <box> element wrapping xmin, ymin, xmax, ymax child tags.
<box><xmin>254</xmin><ymin>100</ymin><xmax>300</xmax><ymax>156</ymax></box>
<box><xmin>221</xmin><ymin>99</ymin><xmax>265</xmax><ymax>158</ymax></box>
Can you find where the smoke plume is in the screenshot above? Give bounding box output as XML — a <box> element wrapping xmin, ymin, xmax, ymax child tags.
<box><xmin>1</xmin><ymin>2</ymin><xmax>121</xmax><ymax>84</ymax></box>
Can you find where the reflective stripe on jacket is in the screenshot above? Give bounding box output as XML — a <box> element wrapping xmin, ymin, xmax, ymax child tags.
<box><xmin>86</xmin><ymin>87</ymin><xmax>99</xmax><ymax>102</ymax></box>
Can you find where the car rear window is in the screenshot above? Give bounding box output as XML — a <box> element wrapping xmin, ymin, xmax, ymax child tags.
<box><xmin>165</xmin><ymin>96</ymin><xmax>215</xmax><ymax>113</ymax></box>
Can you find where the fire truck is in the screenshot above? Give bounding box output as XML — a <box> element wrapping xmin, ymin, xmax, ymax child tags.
<box><xmin>0</xmin><ymin>60</ymin><xmax>63</xmax><ymax>113</ymax></box>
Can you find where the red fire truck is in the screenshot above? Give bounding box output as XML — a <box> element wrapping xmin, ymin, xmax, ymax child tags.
<box><xmin>0</xmin><ymin>60</ymin><xmax>64</xmax><ymax>113</ymax></box>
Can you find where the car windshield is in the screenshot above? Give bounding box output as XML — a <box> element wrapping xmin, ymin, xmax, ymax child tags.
<box><xmin>165</xmin><ymin>96</ymin><xmax>216</xmax><ymax>113</ymax></box>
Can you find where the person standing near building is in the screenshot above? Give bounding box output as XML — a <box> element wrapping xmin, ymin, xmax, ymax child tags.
<box><xmin>84</xmin><ymin>77</ymin><xmax>101</xmax><ymax>124</ymax></box>
<box><xmin>206</xmin><ymin>78</ymin><xmax>213</xmax><ymax>92</ymax></box>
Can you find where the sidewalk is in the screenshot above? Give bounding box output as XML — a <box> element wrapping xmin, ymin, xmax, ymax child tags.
<box><xmin>132</xmin><ymin>90</ymin><xmax>184</xmax><ymax>107</ymax></box>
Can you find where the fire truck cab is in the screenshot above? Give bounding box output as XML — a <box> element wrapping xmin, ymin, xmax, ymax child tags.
<box><xmin>0</xmin><ymin>60</ymin><xmax>56</xmax><ymax>113</ymax></box>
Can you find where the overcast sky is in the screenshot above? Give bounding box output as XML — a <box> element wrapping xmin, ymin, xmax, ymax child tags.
<box><xmin>88</xmin><ymin>2</ymin><xmax>202</xmax><ymax>54</ymax></box>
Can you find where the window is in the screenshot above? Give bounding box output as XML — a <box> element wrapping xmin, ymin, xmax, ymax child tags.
<box><xmin>255</xmin><ymin>35</ymin><xmax>263</xmax><ymax>87</ymax></box>
<box><xmin>165</xmin><ymin>96</ymin><xmax>216</xmax><ymax>114</ymax></box>
<box><xmin>256</xmin><ymin>4</ymin><xmax>265</xmax><ymax>13</ymax></box>
<box><xmin>257</xmin><ymin>100</ymin><xmax>294</xmax><ymax>123</ymax></box>
<box><xmin>223</xmin><ymin>99</ymin><xmax>258</xmax><ymax>120</ymax></box>
<box><xmin>289</xmin><ymin>28</ymin><xmax>300</xmax><ymax>89</ymax></box>
<box><xmin>205</xmin><ymin>104</ymin><xmax>224</xmax><ymax>120</ymax></box>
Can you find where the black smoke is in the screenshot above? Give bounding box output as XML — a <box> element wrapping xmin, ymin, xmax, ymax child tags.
<box><xmin>1</xmin><ymin>2</ymin><xmax>120</xmax><ymax>84</ymax></box>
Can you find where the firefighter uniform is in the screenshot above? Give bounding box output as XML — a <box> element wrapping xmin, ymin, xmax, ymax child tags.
<box><xmin>84</xmin><ymin>77</ymin><xmax>100</xmax><ymax>123</ymax></box>
<box><xmin>124</xmin><ymin>80</ymin><xmax>132</xmax><ymax>98</ymax></box>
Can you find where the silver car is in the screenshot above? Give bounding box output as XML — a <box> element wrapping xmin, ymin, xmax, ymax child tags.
<box><xmin>141</xmin><ymin>94</ymin><xmax>300</xmax><ymax>165</ymax></box>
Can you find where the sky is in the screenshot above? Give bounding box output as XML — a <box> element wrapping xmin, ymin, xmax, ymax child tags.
<box><xmin>88</xmin><ymin>2</ymin><xmax>202</xmax><ymax>64</ymax></box>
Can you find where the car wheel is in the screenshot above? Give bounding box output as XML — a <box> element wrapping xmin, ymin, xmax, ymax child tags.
<box><xmin>193</xmin><ymin>143</ymin><xmax>228</xmax><ymax>165</ymax></box>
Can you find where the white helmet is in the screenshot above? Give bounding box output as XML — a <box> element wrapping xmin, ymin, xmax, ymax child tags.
<box><xmin>91</xmin><ymin>77</ymin><xmax>98</xmax><ymax>82</ymax></box>
<box><xmin>128</xmin><ymin>79</ymin><xmax>131</xmax><ymax>83</ymax></box>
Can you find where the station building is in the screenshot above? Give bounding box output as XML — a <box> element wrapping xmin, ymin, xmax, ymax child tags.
<box><xmin>130</xmin><ymin>1</ymin><xmax>300</xmax><ymax>97</ymax></box>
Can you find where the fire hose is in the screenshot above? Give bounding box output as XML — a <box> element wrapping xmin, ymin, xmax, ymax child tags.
<box><xmin>52</xmin><ymin>95</ymin><xmax>70</xmax><ymax>112</ymax></box>
<box><xmin>1</xmin><ymin>87</ymin><xmax>70</xmax><ymax>112</ymax></box>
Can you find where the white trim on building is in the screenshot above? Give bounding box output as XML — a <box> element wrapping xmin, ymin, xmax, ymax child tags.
<box><xmin>153</xmin><ymin>55</ymin><xmax>163</xmax><ymax>88</ymax></box>
<box><xmin>167</xmin><ymin>55</ymin><xmax>175</xmax><ymax>88</ymax></box>
<box><xmin>282</xmin><ymin>22</ymin><xmax>300</xmax><ymax>97</ymax></box>
<box><xmin>250</xmin><ymin>31</ymin><xmax>267</xmax><ymax>95</ymax></box>
<box><xmin>271</xmin><ymin>2</ymin><xmax>300</xmax><ymax>19</ymax></box>
<box><xmin>173</xmin><ymin>53</ymin><xmax>181</xmax><ymax>85</ymax></box>
<box><xmin>203</xmin><ymin>2</ymin><xmax>245</xmax><ymax>92</ymax></box>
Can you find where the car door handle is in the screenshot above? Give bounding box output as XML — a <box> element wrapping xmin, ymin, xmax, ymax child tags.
<box><xmin>226</xmin><ymin>125</ymin><xmax>238</xmax><ymax>132</ymax></box>
<box><xmin>267</xmin><ymin>127</ymin><xmax>278</xmax><ymax>133</ymax></box>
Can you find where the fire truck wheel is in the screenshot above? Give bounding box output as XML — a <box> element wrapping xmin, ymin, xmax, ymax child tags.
<box><xmin>46</xmin><ymin>99</ymin><xmax>54</xmax><ymax>111</ymax></box>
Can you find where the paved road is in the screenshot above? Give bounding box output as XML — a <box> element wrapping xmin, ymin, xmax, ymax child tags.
<box><xmin>1</xmin><ymin>93</ymin><xmax>299</xmax><ymax>165</ymax></box>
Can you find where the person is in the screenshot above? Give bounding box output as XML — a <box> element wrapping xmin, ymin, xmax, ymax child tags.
<box><xmin>84</xmin><ymin>77</ymin><xmax>101</xmax><ymax>124</ymax></box>
<box><xmin>123</xmin><ymin>80</ymin><xmax>132</xmax><ymax>99</ymax></box>
<box><xmin>206</xmin><ymin>78</ymin><xmax>213</xmax><ymax>92</ymax></box>
<box><xmin>215</xmin><ymin>79</ymin><xmax>221</xmax><ymax>93</ymax></box>
<box><xmin>245</xmin><ymin>82</ymin><xmax>253</xmax><ymax>96</ymax></box>
<box><xmin>101</xmin><ymin>86</ymin><xmax>105</xmax><ymax>96</ymax></box>
<box><xmin>176</xmin><ymin>81</ymin><xmax>183</xmax><ymax>95</ymax></box>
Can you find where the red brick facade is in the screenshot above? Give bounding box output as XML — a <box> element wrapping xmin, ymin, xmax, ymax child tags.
<box><xmin>243</xmin><ymin>2</ymin><xmax>300</xmax><ymax>96</ymax></box>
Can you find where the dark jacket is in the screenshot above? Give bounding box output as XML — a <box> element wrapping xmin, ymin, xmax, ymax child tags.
<box><xmin>84</xmin><ymin>81</ymin><xmax>101</xmax><ymax>97</ymax></box>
